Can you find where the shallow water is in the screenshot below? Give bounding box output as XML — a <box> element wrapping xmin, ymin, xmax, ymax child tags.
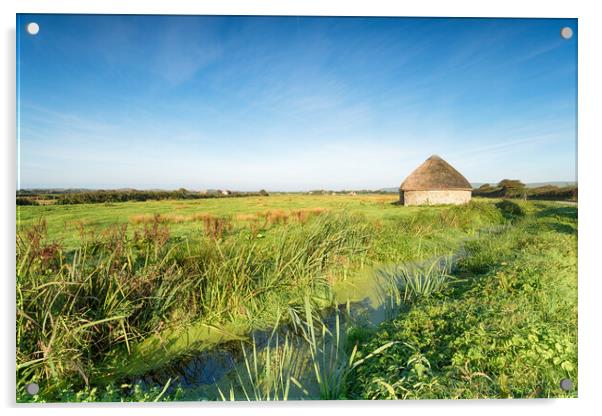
<box><xmin>119</xmin><ymin>224</ymin><xmax>511</xmax><ymax>394</ymax></box>
<box><xmin>127</xmin><ymin>255</ymin><xmax>456</xmax><ymax>399</ymax></box>
<box><xmin>124</xmin><ymin>225</ymin><xmax>509</xmax><ymax>399</ymax></box>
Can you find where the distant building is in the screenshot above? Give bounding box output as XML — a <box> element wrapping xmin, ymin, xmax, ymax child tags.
<box><xmin>399</xmin><ymin>155</ymin><xmax>472</xmax><ymax>206</ymax></box>
<box><xmin>221</xmin><ymin>190</ymin><xmax>231</xmax><ymax>196</ymax></box>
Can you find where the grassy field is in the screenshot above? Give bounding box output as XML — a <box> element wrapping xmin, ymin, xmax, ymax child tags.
<box><xmin>17</xmin><ymin>194</ymin><xmax>405</xmax><ymax>246</ymax></box>
<box><xmin>15</xmin><ymin>194</ymin><xmax>577</xmax><ymax>401</ymax></box>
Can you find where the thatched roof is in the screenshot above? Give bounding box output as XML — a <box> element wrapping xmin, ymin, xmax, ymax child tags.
<box><xmin>400</xmin><ymin>155</ymin><xmax>471</xmax><ymax>191</ymax></box>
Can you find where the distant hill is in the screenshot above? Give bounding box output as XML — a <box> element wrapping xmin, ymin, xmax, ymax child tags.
<box><xmin>17</xmin><ymin>188</ymin><xmax>94</xmax><ymax>194</ymax></box>
<box><xmin>523</xmin><ymin>181</ymin><xmax>577</xmax><ymax>188</ymax></box>
<box><xmin>377</xmin><ymin>187</ymin><xmax>397</xmax><ymax>193</ymax></box>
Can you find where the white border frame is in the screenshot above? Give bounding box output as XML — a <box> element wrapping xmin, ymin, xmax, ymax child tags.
<box><xmin>2</xmin><ymin>1</ymin><xmax>600</xmax><ymax>415</ymax></box>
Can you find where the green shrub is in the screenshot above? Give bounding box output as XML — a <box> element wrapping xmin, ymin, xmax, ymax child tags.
<box><xmin>16</xmin><ymin>197</ymin><xmax>38</xmax><ymax>206</ymax></box>
<box><xmin>495</xmin><ymin>200</ymin><xmax>525</xmax><ymax>219</ymax></box>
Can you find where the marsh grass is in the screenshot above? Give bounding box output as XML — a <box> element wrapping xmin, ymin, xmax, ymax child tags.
<box><xmin>17</xmin><ymin>198</ymin><xmax>530</xmax><ymax>401</ymax></box>
<box><xmin>215</xmin><ymin>203</ymin><xmax>577</xmax><ymax>401</ymax></box>
<box><xmin>17</xmin><ymin>212</ymin><xmax>375</xmax><ymax>398</ymax></box>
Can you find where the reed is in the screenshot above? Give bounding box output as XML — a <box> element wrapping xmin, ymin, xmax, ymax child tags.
<box><xmin>217</xmin><ymin>297</ymin><xmax>402</xmax><ymax>401</ymax></box>
<box><xmin>217</xmin><ymin>299</ymin><xmax>355</xmax><ymax>401</ymax></box>
<box><xmin>398</xmin><ymin>256</ymin><xmax>456</xmax><ymax>301</ymax></box>
<box><xmin>17</xmin><ymin>212</ymin><xmax>373</xmax><ymax>397</ymax></box>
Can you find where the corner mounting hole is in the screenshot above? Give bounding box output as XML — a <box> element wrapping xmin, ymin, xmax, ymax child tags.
<box><xmin>26</xmin><ymin>382</ymin><xmax>39</xmax><ymax>395</ymax></box>
<box><xmin>560</xmin><ymin>27</ymin><xmax>573</xmax><ymax>40</ymax></box>
<box><xmin>26</xmin><ymin>22</ymin><xmax>40</xmax><ymax>36</ymax></box>
<box><xmin>560</xmin><ymin>378</ymin><xmax>573</xmax><ymax>391</ymax></box>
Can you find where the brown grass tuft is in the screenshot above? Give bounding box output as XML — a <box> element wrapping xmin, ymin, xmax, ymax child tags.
<box><xmin>291</xmin><ymin>207</ymin><xmax>329</xmax><ymax>224</ymax></box>
<box><xmin>259</xmin><ymin>210</ymin><xmax>289</xmax><ymax>226</ymax></box>
<box><xmin>202</xmin><ymin>216</ymin><xmax>233</xmax><ymax>239</ymax></box>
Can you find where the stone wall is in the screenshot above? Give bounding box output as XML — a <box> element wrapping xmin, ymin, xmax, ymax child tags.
<box><xmin>400</xmin><ymin>190</ymin><xmax>471</xmax><ymax>206</ymax></box>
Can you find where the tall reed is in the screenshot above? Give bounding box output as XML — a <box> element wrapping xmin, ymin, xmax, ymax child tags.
<box><xmin>17</xmin><ymin>213</ymin><xmax>373</xmax><ymax>397</ymax></box>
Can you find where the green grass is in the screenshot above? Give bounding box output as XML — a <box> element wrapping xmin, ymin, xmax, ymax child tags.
<box><xmin>348</xmin><ymin>205</ymin><xmax>577</xmax><ymax>399</ymax></box>
<box><xmin>16</xmin><ymin>194</ymin><xmax>501</xmax><ymax>248</ymax></box>
<box><xmin>16</xmin><ymin>194</ymin><xmax>403</xmax><ymax>247</ymax></box>
<box><xmin>15</xmin><ymin>195</ymin><xmax>576</xmax><ymax>401</ymax></box>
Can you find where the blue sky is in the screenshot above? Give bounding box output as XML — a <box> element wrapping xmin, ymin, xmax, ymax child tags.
<box><xmin>17</xmin><ymin>15</ymin><xmax>577</xmax><ymax>191</ymax></box>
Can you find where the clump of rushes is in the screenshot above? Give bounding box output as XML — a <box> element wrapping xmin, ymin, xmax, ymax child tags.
<box><xmin>397</xmin><ymin>256</ymin><xmax>456</xmax><ymax>301</ymax></box>
<box><xmin>218</xmin><ymin>298</ymin><xmax>400</xmax><ymax>401</ymax></box>
<box><xmin>217</xmin><ymin>312</ymin><xmax>302</xmax><ymax>401</ymax></box>
<box><xmin>217</xmin><ymin>301</ymin><xmax>349</xmax><ymax>401</ymax></box>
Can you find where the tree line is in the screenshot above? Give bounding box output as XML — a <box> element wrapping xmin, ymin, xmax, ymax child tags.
<box><xmin>17</xmin><ymin>189</ymin><xmax>269</xmax><ymax>205</ymax></box>
<box><xmin>473</xmin><ymin>180</ymin><xmax>577</xmax><ymax>201</ymax></box>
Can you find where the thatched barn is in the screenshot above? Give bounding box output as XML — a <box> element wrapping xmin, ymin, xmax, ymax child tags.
<box><xmin>399</xmin><ymin>155</ymin><xmax>472</xmax><ymax>206</ymax></box>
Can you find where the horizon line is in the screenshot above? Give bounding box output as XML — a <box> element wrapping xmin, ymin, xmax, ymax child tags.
<box><xmin>17</xmin><ymin>180</ymin><xmax>579</xmax><ymax>193</ymax></box>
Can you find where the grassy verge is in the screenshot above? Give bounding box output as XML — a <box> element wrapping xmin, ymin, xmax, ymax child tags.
<box><xmin>347</xmin><ymin>203</ymin><xmax>577</xmax><ymax>399</ymax></box>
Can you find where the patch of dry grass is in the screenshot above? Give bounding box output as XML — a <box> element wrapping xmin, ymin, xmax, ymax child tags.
<box><xmin>130</xmin><ymin>212</ymin><xmax>218</xmax><ymax>225</ymax></box>
<box><xmin>235</xmin><ymin>213</ymin><xmax>259</xmax><ymax>222</ymax></box>
<box><xmin>291</xmin><ymin>207</ymin><xmax>329</xmax><ymax>224</ymax></box>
